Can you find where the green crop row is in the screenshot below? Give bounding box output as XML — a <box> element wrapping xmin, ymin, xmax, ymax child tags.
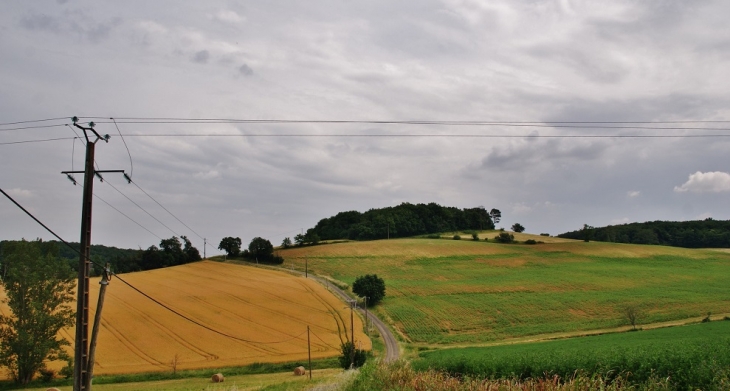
<box><xmin>414</xmin><ymin>321</ymin><xmax>730</xmax><ymax>390</ymax></box>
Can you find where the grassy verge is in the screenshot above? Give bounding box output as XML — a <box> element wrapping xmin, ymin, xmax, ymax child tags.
<box><xmin>0</xmin><ymin>358</ymin><xmax>340</xmax><ymax>390</ymax></box>
<box><xmin>414</xmin><ymin>321</ymin><xmax>730</xmax><ymax>390</ymax></box>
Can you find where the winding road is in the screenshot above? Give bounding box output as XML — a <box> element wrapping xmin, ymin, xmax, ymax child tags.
<box><xmin>252</xmin><ymin>262</ymin><xmax>400</xmax><ymax>362</ymax></box>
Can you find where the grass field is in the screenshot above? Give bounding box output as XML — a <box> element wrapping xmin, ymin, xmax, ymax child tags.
<box><xmin>0</xmin><ymin>261</ymin><xmax>370</xmax><ymax>377</ymax></box>
<box><xmin>279</xmin><ymin>235</ymin><xmax>730</xmax><ymax>345</ymax></box>
<box><xmin>413</xmin><ymin>321</ymin><xmax>730</xmax><ymax>390</ymax></box>
<box><xmin>20</xmin><ymin>368</ymin><xmax>346</xmax><ymax>391</ymax></box>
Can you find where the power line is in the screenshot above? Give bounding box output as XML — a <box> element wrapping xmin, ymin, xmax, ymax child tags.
<box><xmin>0</xmin><ymin>137</ymin><xmax>75</xmax><ymax>145</ymax></box>
<box><xmin>0</xmin><ymin>117</ymin><xmax>70</xmax><ymax>126</ymax></box>
<box><xmin>93</xmin><ymin>193</ymin><xmax>163</xmax><ymax>240</ymax></box>
<box><xmin>1</xmin><ymin>186</ymin><xmax>312</xmax><ymax>346</ymax></box>
<box><xmin>111</xmin><ymin>117</ymin><xmax>133</xmax><ymax>178</ymax></box>
<box><xmin>102</xmin><ymin>179</ymin><xmax>181</xmax><ymax>238</ymax></box>
<box><xmin>129</xmin><ymin>179</ymin><xmax>205</xmax><ymax>241</ymax></box>
<box><xmin>0</xmin><ymin>124</ymin><xmax>68</xmax><ymax>132</ymax></box>
<box><xmin>118</xmin><ymin>133</ymin><xmax>730</xmax><ymax>138</ymax></box>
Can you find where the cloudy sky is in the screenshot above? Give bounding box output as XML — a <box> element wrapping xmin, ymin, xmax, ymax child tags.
<box><xmin>2</xmin><ymin>0</ymin><xmax>730</xmax><ymax>254</ymax></box>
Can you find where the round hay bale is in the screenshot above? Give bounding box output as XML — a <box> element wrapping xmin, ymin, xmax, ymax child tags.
<box><xmin>46</xmin><ymin>388</ymin><xmax>61</xmax><ymax>391</ymax></box>
<box><xmin>211</xmin><ymin>373</ymin><xmax>224</xmax><ymax>383</ymax></box>
<box><xmin>294</xmin><ymin>366</ymin><xmax>306</xmax><ymax>376</ymax></box>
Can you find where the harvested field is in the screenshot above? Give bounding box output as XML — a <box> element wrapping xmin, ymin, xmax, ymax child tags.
<box><xmin>1</xmin><ymin>261</ymin><xmax>369</xmax><ymax>376</ymax></box>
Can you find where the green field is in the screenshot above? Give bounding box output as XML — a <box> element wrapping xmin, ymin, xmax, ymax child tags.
<box><xmin>413</xmin><ymin>321</ymin><xmax>730</xmax><ymax>390</ymax></box>
<box><xmin>280</xmin><ymin>236</ymin><xmax>730</xmax><ymax>345</ymax></box>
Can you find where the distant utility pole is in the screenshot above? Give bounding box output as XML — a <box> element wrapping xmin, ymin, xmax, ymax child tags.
<box><xmin>62</xmin><ymin>117</ymin><xmax>125</xmax><ymax>391</ymax></box>
<box><xmin>204</xmin><ymin>238</ymin><xmax>207</xmax><ymax>259</ymax></box>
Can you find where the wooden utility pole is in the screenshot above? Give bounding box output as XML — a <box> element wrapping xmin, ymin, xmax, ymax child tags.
<box><xmin>350</xmin><ymin>300</ymin><xmax>355</xmax><ymax>368</ymax></box>
<box><xmin>307</xmin><ymin>326</ymin><xmax>312</xmax><ymax>380</ymax></box>
<box><xmin>63</xmin><ymin>117</ymin><xmax>124</xmax><ymax>391</ymax></box>
<box><xmin>86</xmin><ymin>263</ymin><xmax>111</xmax><ymax>390</ymax></box>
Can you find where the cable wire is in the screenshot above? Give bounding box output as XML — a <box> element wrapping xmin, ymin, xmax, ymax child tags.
<box><xmin>111</xmin><ymin>117</ymin><xmax>133</xmax><ymax>178</ymax></box>
<box><xmin>129</xmin><ymin>180</ymin><xmax>205</xmax><ymax>241</ymax></box>
<box><xmin>117</xmin><ymin>133</ymin><xmax>730</xmax><ymax>138</ymax></box>
<box><xmin>0</xmin><ymin>124</ymin><xmax>68</xmax><ymax>132</ymax></box>
<box><xmin>102</xmin><ymin>179</ymin><xmax>181</xmax><ymax>237</ymax></box>
<box><xmin>93</xmin><ymin>193</ymin><xmax>163</xmax><ymax>240</ymax></box>
<box><xmin>0</xmin><ymin>137</ymin><xmax>75</xmax><ymax>145</ymax></box>
<box><xmin>0</xmin><ymin>117</ymin><xmax>70</xmax><ymax>126</ymax></box>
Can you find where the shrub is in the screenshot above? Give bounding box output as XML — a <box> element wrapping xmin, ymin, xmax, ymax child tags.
<box><xmin>39</xmin><ymin>367</ymin><xmax>55</xmax><ymax>382</ymax></box>
<box><xmin>472</xmin><ymin>233</ymin><xmax>479</xmax><ymax>241</ymax></box>
<box><xmin>339</xmin><ymin>341</ymin><xmax>367</xmax><ymax>369</ymax></box>
<box><xmin>524</xmin><ymin>239</ymin><xmax>537</xmax><ymax>245</ymax></box>
<box><xmin>493</xmin><ymin>232</ymin><xmax>514</xmax><ymax>243</ymax></box>
<box><xmin>540</xmin><ymin>233</ymin><xmax>550</xmax><ymax>237</ymax></box>
<box><xmin>452</xmin><ymin>235</ymin><xmax>461</xmax><ymax>240</ymax></box>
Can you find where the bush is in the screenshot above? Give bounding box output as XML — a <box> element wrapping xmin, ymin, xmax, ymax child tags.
<box><xmin>472</xmin><ymin>233</ymin><xmax>479</xmax><ymax>241</ymax></box>
<box><xmin>339</xmin><ymin>341</ymin><xmax>367</xmax><ymax>369</ymax></box>
<box><xmin>39</xmin><ymin>367</ymin><xmax>55</xmax><ymax>382</ymax></box>
<box><xmin>524</xmin><ymin>239</ymin><xmax>537</xmax><ymax>245</ymax></box>
<box><xmin>540</xmin><ymin>233</ymin><xmax>550</xmax><ymax>237</ymax></box>
<box><xmin>452</xmin><ymin>235</ymin><xmax>461</xmax><ymax>240</ymax></box>
<box><xmin>493</xmin><ymin>232</ymin><xmax>514</xmax><ymax>243</ymax></box>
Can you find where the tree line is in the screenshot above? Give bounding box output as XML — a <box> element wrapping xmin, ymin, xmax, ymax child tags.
<box><xmin>1</xmin><ymin>236</ymin><xmax>202</xmax><ymax>276</ymax></box>
<box><xmin>307</xmin><ymin>203</ymin><xmax>498</xmax><ymax>241</ymax></box>
<box><xmin>557</xmin><ymin>218</ymin><xmax>730</xmax><ymax>248</ymax></box>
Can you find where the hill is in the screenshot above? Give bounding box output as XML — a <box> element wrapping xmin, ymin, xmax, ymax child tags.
<box><xmin>279</xmin><ymin>234</ymin><xmax>730</xmax><ymax>346</ymax></box>
<box><xmin>557</xmin><ymin>219</ymin><xmax>730</xmax><ymax>248</ymax></box>
<box><xmin>0</xmin><ymin>261</ymin><xmax>370</xmax><ymax>376</ymax></box>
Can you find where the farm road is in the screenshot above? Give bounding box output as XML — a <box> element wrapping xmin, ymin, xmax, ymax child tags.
<box><xmin>248</xmin><ymin>262</ymin><xmax>400</xmax><ymax>362</ymax></box>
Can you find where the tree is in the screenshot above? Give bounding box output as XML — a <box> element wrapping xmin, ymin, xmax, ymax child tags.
<box><xmin>352</xmin><ymin>274</ymin><xmax>386</xmax><ymax>306</ymax></box>
<box><xmin>0</xmin><ymin>240</ymin><xmax>75</xmax><ymax>384</ymax></box>
<box><xmin>489</xmin><ymin>209</ymin><xmax>501</xmax><ymax>225</ymax></box>
<box><xmin>218</xmin><ymin>237</ymin><xmax>242</xmax><ymax>257</ymax></box>
<box><xmin>160</xmin><ymin>236</ymin><xmax>184</xmax><ymax>266</ymax></box>
<box><xmin>624</xmin><ymin>306</ymin><xmax>640</xmax><ymax>330</ymax></box>
<box><xmin>248</xmin><ymin>237</ymin><xmax>274</xmax><ymax>261</ymax></box>
<box><xmin>181</xmin><ymin>236</ymin><xmax>201</xmax><ymax>263</ymax></box>
<box><xmin>511</xmin><ymin>223</ymin><xmax>525</xmax><ymax>233</ymax></box>
<box><xmin>582</xmin><ymin>224</ymin><xmax>595</xmax><ymax>242</ymax></box>
<box><xmin>281</xmin><ymin>237</ymin><xmax>292</xmax><ymax>248</ymax></box>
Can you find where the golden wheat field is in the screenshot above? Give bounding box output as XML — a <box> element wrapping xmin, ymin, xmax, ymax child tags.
<box><xmin>0</xmin><ymin>261</ymin><xmax>369</xmax><ymax>376</ymax></box>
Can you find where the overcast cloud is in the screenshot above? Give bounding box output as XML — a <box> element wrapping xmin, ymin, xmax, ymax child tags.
<box><xmin>2</xmin><ymin>0</ymin><xmax>730</xmax><ymax>254</ymax></box>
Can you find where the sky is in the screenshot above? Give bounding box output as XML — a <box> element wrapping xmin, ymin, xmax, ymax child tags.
<box><xmin>2</xmin><ymin>0</ymin><xmax>730</xmax><ymax>255</ymax></box>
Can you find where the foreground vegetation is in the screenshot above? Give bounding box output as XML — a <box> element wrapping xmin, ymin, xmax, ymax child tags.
<box><xmin>281</xmin><ymin>237</ymin><xmax>730</xmax><ymax>345</ymax></box>
<box><xmin>414</xmin><ymin>321</ymin><xmax>730</xmax><ymax>390</ymax></box>
<box><xmin>346</xmin><ymin>360</ymin><xmax>678</xmax><ymax>391</ymax></box>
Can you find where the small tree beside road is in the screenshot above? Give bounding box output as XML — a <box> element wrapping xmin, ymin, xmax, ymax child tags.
<box><xmin>352</xmin><ymin>274</ymin><xmax>386</xmax><ymax>306</ymax></box>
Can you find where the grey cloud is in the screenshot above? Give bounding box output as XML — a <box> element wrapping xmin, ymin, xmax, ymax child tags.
<box><xmin>238</xmin><ymin>63</ymin><xmax>253</xmax><ymax>75</ymax></box>
<box><xmin>20</xmin><ymin>14</ymin><xmax>61</xmax><ymax>32</ymax></box>
<box><xmin>192</xmin><ymin>50</ymin><xmax>210</xmax><ymax>64</ymax></box>
<box><xmin>480</xmin><ymin>139</ymin><xmax>608</xmax><ymax>171</ymax></box>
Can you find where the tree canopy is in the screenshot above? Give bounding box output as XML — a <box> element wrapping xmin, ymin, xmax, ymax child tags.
<box><xmin>308</xmin><ymin>203</ymin><xmax>495</xmax><ymax>241</ymax></box>
<box><xmin>0</xmin><ymin>240</ymin><xmax>75</xmax><ymax>384</ymax></box>
<box><xmin>352</xmin><ymin>274</ymin><xmax>386</xmax><ymax>306</ymax></box>
<box><xmin>511</xmin><ymin>223</ymin><xmax>525</xmax><ymax>233</ymax></box>
<box><xmin>218</xmin><ymin>237</ymin><xmax>242</xmax><ymax>257</ymax></box>
<box><xmin>557</xmin><ymin>219</ymin><xmax>730</xmax><ymax>248</ymax></box>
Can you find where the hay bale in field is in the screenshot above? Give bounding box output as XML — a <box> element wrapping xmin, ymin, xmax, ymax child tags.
<box><xmin>46</xmin><ymin>388</ymin><xmax>61</xmax><ymax>391</ymax></box>
<box><xmin>294</xmin><ymin>366</ymin><xmax>306</xmax><ymax>376</ymax></box>
<box><xmin>211</xmin><ymin>373</ymin><xmax>224</xmax><ymax>383</ymax></box>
